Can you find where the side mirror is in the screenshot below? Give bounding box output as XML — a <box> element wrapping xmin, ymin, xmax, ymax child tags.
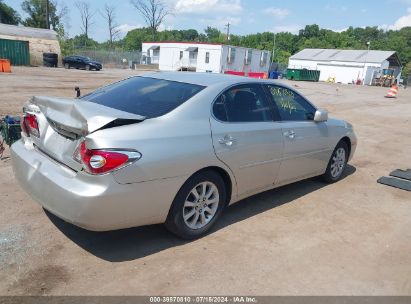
<box><xmin>314</xmin><ymin>109</ymin><xmax>328</xmax><ymax>122</ymax></box>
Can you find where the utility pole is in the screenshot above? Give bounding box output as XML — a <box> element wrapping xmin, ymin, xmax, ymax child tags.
<box><xmin>45</xmin><ymin>0</ymin><xmax>50</xmax><ymax>29</ymax></box>
<box><xmin>362</xmin><ymin>41</ymin><xmax>371</xmax><ymax>86</ymax></box>
<box><xmin>225</xmin><ymin>22</ymin><xmax>230</xmax><ymax>41</ymax></box>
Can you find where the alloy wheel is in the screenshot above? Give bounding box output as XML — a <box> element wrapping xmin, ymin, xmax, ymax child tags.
<box><xmin>330</xmin><ymin>147</ymin><xmax>346</xmax><ymax>178</ymax></box>
<box><xmin>183</xmin><ymin>182</ymin><xmax>220</xmax><ymax>230</ymax></box>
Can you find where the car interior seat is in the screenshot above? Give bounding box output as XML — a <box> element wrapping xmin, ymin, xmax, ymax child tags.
<box><xmin>228</xmin><ymin>91</ymin><xmax>262</xmax><ymax>122</ymax></box>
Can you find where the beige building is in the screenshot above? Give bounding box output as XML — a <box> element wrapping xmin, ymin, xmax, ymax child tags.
<box><xmin>0</xmin><ymin>23</ymin><xmax>61</xmax><ymax>66</ymax></box>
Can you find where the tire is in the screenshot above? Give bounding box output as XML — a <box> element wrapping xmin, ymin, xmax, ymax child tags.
<box><xmin>85</xmin><ymin>65</ymin><xmax>90</xmax><ymax>71</ymax></box>
<box><xmin>322</xmin><ymin>141</ymin><xmax>349</xmax><ymax>183</ymax></box>
<box><xmin>64</xmin><ymin>63</ymin><xmax>70</xmax><ymax>69</ymax></box>
<box><xmin>165</xmin><ymin>170</ymin><xmax>227</xmax><ymax>239</ymax></box>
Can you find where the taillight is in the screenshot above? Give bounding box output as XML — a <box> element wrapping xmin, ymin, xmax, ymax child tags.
<box><xmin>76</xmin><ymin>140</ymin><xmax>141</xmax><ymax>174</ymax></box>
<box><xmin>22</xmin><ymin>113</ymin><xmax>40</xmax><ymax>137</ymax></box>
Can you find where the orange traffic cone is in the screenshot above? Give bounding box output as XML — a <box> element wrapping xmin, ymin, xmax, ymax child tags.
<box><xmin>385</xmin><ymin>85</ymin><xmax>398</xmax><ymax>98</ymax></box>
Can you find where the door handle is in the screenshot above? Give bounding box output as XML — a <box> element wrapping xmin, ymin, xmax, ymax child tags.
<box><xmin>219</xmin><ymin>135</ymin><xmax>236</xmax><ymax>147</ymax></box>
<box><xmin>284</xmin><ymin>130</ymin><xmax>296</xmax><ymax>139</ymax></box>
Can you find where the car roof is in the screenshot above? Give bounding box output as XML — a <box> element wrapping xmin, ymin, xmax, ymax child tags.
<box><xmin>141</xmin><ymin>71</ymin><xmax>272</xmax><ymax>87</ymax></box>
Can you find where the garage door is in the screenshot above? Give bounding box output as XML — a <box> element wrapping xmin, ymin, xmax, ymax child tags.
<box><xmin>0</xmin><ymin>38</ymin><xmax>30</xmax><ymax>66</ymax></box>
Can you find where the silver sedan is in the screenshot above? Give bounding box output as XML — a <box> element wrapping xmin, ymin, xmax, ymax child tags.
<box><xmin>11</xmin><ymin>72</ymin><xmax>357</xmax><ymax>239</ymax></box>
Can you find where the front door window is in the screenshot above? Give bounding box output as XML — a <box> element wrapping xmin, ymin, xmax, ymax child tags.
<box><xmin>266</xmin><ymin>85</ymin><xmax>316</xmax><ymax>121</ymax></box>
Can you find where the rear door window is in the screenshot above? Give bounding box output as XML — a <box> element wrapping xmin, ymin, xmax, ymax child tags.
<box><xmin>82</xmin><ymin>77</ymin><xmax>205</xmax><ymax>118</ymax></box>
<box><xmin>213</xmin><ymin>84</ymin><xmax>275</xmax><ymax>122</ymax></box>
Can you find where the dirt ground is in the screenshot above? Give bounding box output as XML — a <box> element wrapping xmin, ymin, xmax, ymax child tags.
<box><xmin>0</xmin><ymin>66</ymin><xmax>410</xmax><ymax>295</ymax></box>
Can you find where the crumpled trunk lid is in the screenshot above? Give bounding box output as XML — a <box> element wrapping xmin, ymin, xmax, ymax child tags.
<box><xmin>26</xmin><ymin>96</ymin><xmax>145</xmax><ymax>171</ymax></box>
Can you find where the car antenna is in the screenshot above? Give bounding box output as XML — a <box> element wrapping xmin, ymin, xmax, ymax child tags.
<box><xmin>75</xmin><ymin>86</ymin><xmax>81</xmax><ymax>98</ymax></box>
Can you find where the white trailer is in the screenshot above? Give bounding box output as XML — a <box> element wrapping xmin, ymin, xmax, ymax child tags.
<box><xmin>142</xmin><ymin>42</ymin><xmax>271</xmax><ymax>74</ymax></box>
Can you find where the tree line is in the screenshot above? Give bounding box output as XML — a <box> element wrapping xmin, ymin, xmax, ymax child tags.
<box><xmin>1</xmin><ymin>0</ymin><xmax>410</xmax><ymax>76</ymax></box>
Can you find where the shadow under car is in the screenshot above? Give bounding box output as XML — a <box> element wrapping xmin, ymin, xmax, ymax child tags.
<box><xmin>45</xmin><ymin>165</ymin><xmax>356</xmax><ymax>262</ymax></box>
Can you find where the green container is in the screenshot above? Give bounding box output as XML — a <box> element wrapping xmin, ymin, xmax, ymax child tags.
<box><xmin>287</xmin><ymin>69</ymin><xmax>320</xmax><ymax>82</ymax></box>
<box><xmin>0</xmin><ymin>118</ymin><xmax>22</xmax><ymax>146</ymax></box>
<box><xmin>0</xmin><ymin>38</ymin><xmax>30</xmax><ymax>66</ymax></box>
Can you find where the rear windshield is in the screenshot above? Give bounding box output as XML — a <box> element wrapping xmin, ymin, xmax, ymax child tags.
<box><xmin>81</xmin><ymin>77</ymin><xmax>205</xmax><ymax>118</ymax></box>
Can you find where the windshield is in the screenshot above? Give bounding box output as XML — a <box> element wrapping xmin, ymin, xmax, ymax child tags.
<box><xmin>81</xmin><ymin>77</ymin><xmax>205</xmax><ymax>118</ymax></box>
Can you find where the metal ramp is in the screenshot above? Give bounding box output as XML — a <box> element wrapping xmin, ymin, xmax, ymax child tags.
<box><xmin>378</xmin><ymin>169</ymin><xmax>411</xmax><ymax>192</ymax></box>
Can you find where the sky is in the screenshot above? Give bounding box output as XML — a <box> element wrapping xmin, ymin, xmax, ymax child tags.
<box><xmin>6</xmin><ymin>0</ymin><xmax>411</xmax><ymax>42</ymax></box>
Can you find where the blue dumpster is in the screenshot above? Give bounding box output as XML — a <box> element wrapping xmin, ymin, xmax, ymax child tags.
<box><xmin>269</xmin><ymin>71</ymin><xmax>279</xmax><ymax>79</ymax></box>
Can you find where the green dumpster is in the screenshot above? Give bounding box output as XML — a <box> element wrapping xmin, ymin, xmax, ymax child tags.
<box><xmin>287</xmin><ymin>69</ymin><xmax>320</xmax><ymax>82</ymax></box>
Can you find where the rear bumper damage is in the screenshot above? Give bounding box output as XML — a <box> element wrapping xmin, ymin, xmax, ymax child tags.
<box><xmin>11</xmin><ymin>140</ymin><xmax>186</xmax><ymax>231</ymax></box>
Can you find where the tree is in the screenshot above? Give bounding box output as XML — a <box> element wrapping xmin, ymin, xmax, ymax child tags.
<box><xmin>123</xmin><ymin>27</ymin><xmax>152</xmax><ymax>51</ymax></box>
<box><xmin>101</xmin><ymin>4</ymin><xmax>120</xmax><ymax>46</ymax></box>
<box><xmin>274</xmin><ymin>50</ymin><xmax>292</xmax><ymax>65</ymax></box>
<box><xmin>403</xmin><ymin>61</ymin><xmax>411</xmax><ymax>77</ymax></box>
<box><xmin>56</xmin><ymin>23</ymin><xmax>72</xmax><ymax>56</ymax></box>
<box><xmin>75</xmin><ymin>1</ymin><xmax>95</xmax><ymax>40</ymax></box>
<box><xmin>299</xmin><ymin>24</ymin><xmax>320</xmax><ymax>39</ymax></box>
<box><xmin>21</xmin><ymin>0</ymin><xmax>67</xmax><ymax>30</ymax></box>
<box><xmin>68</xmin><ymin>34</ymin><xmax>99</xmax><ymax>49</ymax></box>
<box><xmin>0</xmin><ymin>0</ymin><xmax>21</xmax><ymax>25</ymax></box>
<box><xmin>130</xmin><ymin>0</ymin><xmax>171</xmax><ymax>39</ymax></box>
<box><xmin>181</xmin><ymin>29</ymin><xmax>199</xmax><ymax>41</ymax></box>
<box><xmin>204</xmin><ymin>27</ymin><xmax>222</xmax><ymax>42</ymax></box>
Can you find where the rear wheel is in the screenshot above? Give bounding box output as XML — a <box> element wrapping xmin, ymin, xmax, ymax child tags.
<box><xmin>322</xmin><ymin>141</ymin><xmax>349</xmax><ymax>183</ymax></box>
<box><xmin>64</xmin><ymin>63</ymin><xmax>70</xmax><ymax>69</ymax></box>
<box><xmin>85</xmin><ymin>64</ymin><xmax>91</xmax><ymax>71</ymax></box>
<box><xmin>165</xmin><ymin>170</ymin><xmax>226</xmax><ymax>239</ymax></box>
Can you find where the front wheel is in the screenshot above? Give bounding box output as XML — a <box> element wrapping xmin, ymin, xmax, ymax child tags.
<box><xmin>322</xmin><ymin>141</ymin><xmax>349</xmax><ymax>183</ymax></box>
<box><xmin>165</xmin><ymin>171</ymin><xmax>226</xmax><ymax>239</ymax></box>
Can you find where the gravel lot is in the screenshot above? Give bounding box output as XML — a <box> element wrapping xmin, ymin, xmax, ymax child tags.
<box><xmin>0</xmin><ymin>66</ymin><xmax>410</xmax><ymax>295</ymax></box>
